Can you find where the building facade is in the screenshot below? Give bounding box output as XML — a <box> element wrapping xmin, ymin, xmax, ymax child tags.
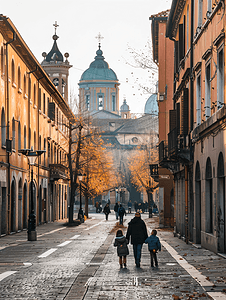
<box><xmin>160</xmin><ymin>0</ymin><xmax>226</xmax><ymax>253</ymax></box>
<box><xmin>150</xmin><ymin>10</ymin><xmax>175</xmax><ymax>227</ymax></box>
<box><xmin>0</xmin><ymin>16</ymin><xmax>74</xmax><ymax>236</ymax></box>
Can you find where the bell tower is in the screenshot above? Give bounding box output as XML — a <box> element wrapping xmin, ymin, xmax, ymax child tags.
<box><xmin>41</xmin><ymin>22</ymin><xmax>72</xmax><ymax>103</ymax></box>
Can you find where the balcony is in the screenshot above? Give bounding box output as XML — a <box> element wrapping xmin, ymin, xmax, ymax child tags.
<box><xmin>159</xmin><ymin>140</ymin><xmax>168</xmax><ymax>162</ymax></box>
<box><xmin>49</xmin><ymin>164</ymin><xmax>69</xmax><ymax>181</ymax></box>
<box><xmin>168</xmin><ymin>128</ymin><xmax>191</xmax><ymax>162</ymax></box>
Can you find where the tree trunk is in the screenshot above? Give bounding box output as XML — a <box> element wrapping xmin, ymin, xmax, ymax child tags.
<box><xmin>85</xmin><ymin>193</ymin><xmax>89</xmax><ymax>218</ymax></box>
<box><xmin>147</xmin><ymin>190</ymin><xmax>152</xmax><ymax>218</ymax></box>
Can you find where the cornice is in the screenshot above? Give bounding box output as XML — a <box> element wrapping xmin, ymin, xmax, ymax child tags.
<box><xmin>166</xmin><ymin>0</ymin><xmax>186</xmax><ymax>40</ymax></box>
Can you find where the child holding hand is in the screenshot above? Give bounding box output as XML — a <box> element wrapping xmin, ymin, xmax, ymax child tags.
<box><xmin>145</xmin><ymin>229</ymin><xmax>161</xmax><ymax>267</ymax></box>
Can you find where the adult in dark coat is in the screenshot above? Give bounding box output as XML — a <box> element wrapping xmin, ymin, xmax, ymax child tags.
<box><xmin>126</xmin><ymin>212</ymin><xmax>148</xmax><ymax>267</ymax></box>
<box><xmin>103</xmin><ymin>203</ymin><xmax>111</xmax><ymax>220</ymax></box>
<box><xmin>118</xmin><ymin>204</ymin><xmax>126</xmax><ymax>225</ymax></box>
<box><xmin>114</xmin><ymin>202</ymin><xmax>119</xmax><ymax>220</ymax></box>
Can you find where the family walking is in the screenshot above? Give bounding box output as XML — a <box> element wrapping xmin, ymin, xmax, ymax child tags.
<box><xmin>114</xmin><ymin>212</ymin><xmax>161</xmax><ymax>268</ymax></box>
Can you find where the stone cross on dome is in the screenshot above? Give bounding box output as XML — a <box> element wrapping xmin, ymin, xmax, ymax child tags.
<box><xmin>95</xmin><ymin>32</ymin><xmax>104</xmax><ymax>48</ymax></box>
<box><xmin>53</xmin><ymin>21</ymin><xmax>59</xmax><ymax>35</ymax></box>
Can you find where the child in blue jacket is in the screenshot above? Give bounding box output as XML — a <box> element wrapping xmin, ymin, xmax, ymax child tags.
<box><xmin>145</xmin><ymin>229</ymin><xmax>161</xmax><ymax>267</ymax></box>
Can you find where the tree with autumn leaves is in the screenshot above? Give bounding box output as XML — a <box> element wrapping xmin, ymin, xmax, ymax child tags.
<box><xmin>127</xmin><ymin>141</ymin><xmax>158</xmax><ymax>212</ymax></box>
<box><xmin>67</xmin><ymin>111</ymin><xmax>118</xmax><ymax>223</ymax></box>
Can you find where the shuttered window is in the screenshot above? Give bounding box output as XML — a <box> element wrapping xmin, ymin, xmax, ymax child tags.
<box><xmin>181</xmin><ymin>88</ymin><xmax>189</xmax><ymax>135</ymax></box>
<box><xmin>48</xmin><ymin>102</ymin><xmax>55</xmax><ymax>121</ymax></box>
<box><xmin>169</xmin><ymin>110</ymin><xmax>176</xmax><ymax>132</ymax></box>
<box><xmin>176</xmin><ymin>102</ymin><xmax>180</xmax><ymax>135</ymax></box>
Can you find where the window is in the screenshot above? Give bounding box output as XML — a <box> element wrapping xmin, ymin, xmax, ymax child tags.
<box><xmin>207</xmin><ymin>0</ymin><xmax>212</xmax><ymax>15</ymax></box>
<box><xmin>217</xmin><ymin>47</ymin><xmax>224</xmax><ymax>109</ymax></box>
<box><xmin>112</xmin><ymin>95</ymin><xmax>116</xmax><ymax>111</ymax></box>
<box><xmin>12</xmin><ymin>118</ymin><xmax>15</xmax><ymax>149</ymax></box>
<box><xmin>18</xmin><ymin>67</ymin><xmax>21</xmax><ymax>89</ymax></box>
<box><xmin>1</xmin><ymin>46</ymin><xmax>4</xmax><ymax>74</ymax></box>
<box><xmin>34</xmin><ymin>131</ymin><xmax>36</xmax><ymax>150</ymax></box>
<box><xmin>86</xmin><ymin>94</ymin><xmax>90</xmax><ymax>110</ymax></box>
<box><xmin>1</xmin><ymin>108</ymin><xmax>6</xmax><ymax>147</ymax></box>
<box><xmin>98</xmin><ymin>95</ymin><xmax>103</xmax><ymax>110</ymax></box>
<box><xmin>196</xmin><ymin>73</ymin><xmax>201</xmax><ymax>125</ymax></box>
<box><xmin>198</xmin><ymin>0</ymin><xmax>203</xmax><ymax>27</ymax></box>
<box><xmin>24</xmin><ymin>126</ymin><xmax>26</xmax><ymax>148</ymax></box>
<box><xmin>205</xmin><ymin>62</ymin><xmax>211</xmax><ymax>119</ymax></box>
<box><xmin>18</xmin><ymin>122</ymin><xmax>21</xmax><ymax>150</ymax></box>
<box><xmin>23</xmin><ymin>74</ymin><xmax>27</xmax><ymax>96</ymax></box>
<box><xmin>44</xmin><ymin>138</ymin><xmax>46</xmax><ymax>166</ymax></box>
<box><xmin>11</xmin><ymin>59</ymin><xmax>15</xmax><ymax>83</ymax></box>
<box><xmin>43</xmin><ymin>93</ymin><xmax>46</xmax><ymax>114</ymax></box>
<box><xmin>33</xmin><ymin>84</ymin><xmax>36</xmax><ymax>105</ymax></box>
<box><xmin>186</xmin><ymin>6</ymin><xmax>189</xmax><ymax>52</ymax></box>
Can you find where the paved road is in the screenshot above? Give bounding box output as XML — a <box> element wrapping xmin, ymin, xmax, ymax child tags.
<box><xmin>0</xmin><ymin>213</ymin><xmax>225</xmax><ymax>299</ymax></box>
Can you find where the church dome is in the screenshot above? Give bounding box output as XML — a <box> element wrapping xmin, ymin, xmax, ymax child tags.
<box><xmin>144</xmin><ymin>94</ymin><xmax>158</xmax><ymax>114</ymax></box>
<box><xmin>80</xmin><ymin>45</ymin><xmax>118</xmax><ymax>81</ymax></box>
<box><xmin>120</xmin><ymin>99</ymin><xmax>130</xmax><ymax>112</ymax></box>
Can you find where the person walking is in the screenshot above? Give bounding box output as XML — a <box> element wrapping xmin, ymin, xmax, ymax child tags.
<box><xmin>126</xmin><ymin>212</ymin><xmax>148</xmax><ymax>268</ymax></box>
<box><xmin>103</xmin><ymin>203</ymin><xmax>111</xmax><ymax>220</ymax></box>
<box><xmin>134</xmin><ymin>201</ymin><xmax>138</xmax><ymax>212</ymax></box>
<box><xmin>145</xmin><ymin>229</ymin><xmax>161</xmax><ymax>267</ymax></box>
<box><xmin>118</xmin><ymin>204</ymin><xmax>126</xmax><ymax>225</ymax></box>
<box><xmin>114</xmin><ymin>202</ymin><xmax>119</xmax><ymax>220</ymax></box>
<box><xmin>95</xmin><ymin>201</ymin><xmax>99</xmax><ymax>213</ymax></box>
<box><xmin>113</xmin><ymin>229</ymin><xmax>129</xmax><ymax>268</ymax></box>
<box><xmin>128</xmin><ymin>200</ymin><xmax>132</xmax><ymax>214</ymax></box>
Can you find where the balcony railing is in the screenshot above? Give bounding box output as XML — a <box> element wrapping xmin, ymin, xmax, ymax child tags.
<box><xmin>159</xmin><ymin>140</ymin><xmax>168</xmax><ymax>162</ymax></box>
<box><xmin>49</xmin><ymin>164</ymin><xmax>69</xmax><ymax>181</ymax></box>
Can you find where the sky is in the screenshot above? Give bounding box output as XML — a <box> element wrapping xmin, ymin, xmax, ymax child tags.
<box><xmin>1</xmin><ymin>0</ymin><xmax>171</xmax><ymax>113</ymax></box>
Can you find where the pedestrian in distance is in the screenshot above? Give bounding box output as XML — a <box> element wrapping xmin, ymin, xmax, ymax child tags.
<box><xmin>134</xmin><ymin>201</ymin><xmax>138</xmax><ymax>212</ymax></box>
<box><xmin>128</xmin><ymin>200</ymin><xmax>132</xmax><ymax>214</ymax></box>
<box><xmin>145</xmin><ymin>229</ymin><xmax>161</xmax><ymax>267</ymax></box>
<box><xmin>114</xmin><ymin>202</ymin><xmax>119</xmax><ymax>220</ymax></box>
<box><xmin>118</xmin><ymin>204</ymin><xmax>126</xmax><ymax>225</ymax></box>
<box><xmin>114</xmin><ymin>229</ymin><xmax>129</xmax><ymax>268</ymax></box>
<box><xmin>103</xmin><ymin>203</ymin><xmax>111</xmax><ymax>220</ymax></box>
<box><xmin>95</xmin><ymin>201</ymin><xmax>99</xmax><ymax>213</ymax></box>
<box><xmin>126</xmin><ymin>212</ymin><xmax>148</xmax><ymax>268</ymax></box>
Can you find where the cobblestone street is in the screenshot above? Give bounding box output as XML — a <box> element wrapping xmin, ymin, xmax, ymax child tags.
<box><xmin>0</xmin><ymin>213</ymin><xmax>226</xmax><ymax>299</ymax></box>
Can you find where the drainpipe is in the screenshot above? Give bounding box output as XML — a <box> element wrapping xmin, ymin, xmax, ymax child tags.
<box><xmin>5</xmin><ymin>31</ymin><xmax>16</xmax><ymax>233</ymax></box>
<box><xmin>190</xmin><ymin>0</ymin><xmax>194</xmax><ymax>130</ymax></box>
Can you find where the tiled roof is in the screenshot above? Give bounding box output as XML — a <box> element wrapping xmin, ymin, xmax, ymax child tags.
<box><xmin>150</xmin><ymin>9</ymin><xmax>170</xmax><ymax>19</ymax></box>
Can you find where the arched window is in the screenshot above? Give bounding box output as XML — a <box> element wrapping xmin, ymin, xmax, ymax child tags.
<box><xmin>33</xmin><ymin>83</ymin><xmax>36</xmax><ymax>105</ymax></box>
<box><xmin>11</xmin><ymin>59</ymin><xmax>15</xmax><ymax>83</ymax></box>
<box><xmin>205</xmin><ymin>157</ymin><xmax>213</xmax><ymax>233</ymax></box>
<box><xmin>1</xmin><ymin>108</ymin><xmax>6</xmax><ymax>147</ymax></box>
<box><xmin>24</xmin><ymin>126</ymin><xmax>26</xmax><ymax>149</ymax></box>
<box><xmin>18</xmin><ymin>66</ymin><xmax>21</xmax><ymax>89</ymax></box>
<box><xmin>12</xmin><ymin>118</ymin><xmax>16</xmax><ymax>149</ymax></box>
<box><xmin>18</xmin><ymin>121</ymin><xmax>21</xmax><ymax>150</ymax></box>
<box><xmin>23</xmin><ymin>74</ymin><xmax>27</xmax><ymax>96</ymax></box>
<box><xmin>1</xmin><ymin>46</ymin><xmax>4</xmax><ymax>74</ymax></box>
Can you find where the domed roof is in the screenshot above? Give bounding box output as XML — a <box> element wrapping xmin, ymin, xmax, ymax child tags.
<box><xmin>144</xmin><ymin>94</ymin><xmax>158</xmax><ymax>114</ymax></box>
<box><xmin>80</xmin><ymin>44</ymin><xmax>118</xmax><ymax>81</ymax></box>
<box><xmin>45</xmin><ymin>35</ymin><xmax>64</xmax><ymax>63</ymax></box>
<box><xmin>120</xmin><ymin>99</ymin><xmax>130</xmax><ymax>111</ymax></box>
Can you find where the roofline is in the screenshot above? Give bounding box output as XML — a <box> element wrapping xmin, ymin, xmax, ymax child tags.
<box><xmin>0</xmin><ymin>15</ymin><xmax>75</xmax><ymax>122</ymax></box>
<box><xmin>166</xmin><ymin>0</ymin><xmax>185</xmax><ymax>40</ymax></box>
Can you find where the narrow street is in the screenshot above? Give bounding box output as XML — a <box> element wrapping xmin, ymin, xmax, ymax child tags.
<box><xmin>0</xmin><ymin>213</ymin><xmax>226</xmax><ymax>299</ymax></box>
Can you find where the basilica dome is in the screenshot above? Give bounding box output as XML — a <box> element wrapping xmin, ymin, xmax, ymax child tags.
<box><xmin>80</xmin><ymin>45</ymin><xmax>118</xmax><ymax>81</ymax></box>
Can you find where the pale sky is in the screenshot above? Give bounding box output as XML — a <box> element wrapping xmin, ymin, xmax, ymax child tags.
<box><xmin>1</xmin><ymin>0</ymin><xmax>171</xmax><ymax>113</ymax></box>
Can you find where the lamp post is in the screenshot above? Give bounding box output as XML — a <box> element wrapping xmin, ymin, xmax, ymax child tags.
<box><xmin>115</xmin><ymin>188</ymin><xmax>118</xmax><ymax>203</ymax></box>
<box><xmin>19</xmin><ymin>147</ymin><xmax>45</xmax><ymax>241</ymax></box>
<box><xmin>77</xmin><ymin>172</ymin><xmax>84</xmax><ymax>222</ymax></box>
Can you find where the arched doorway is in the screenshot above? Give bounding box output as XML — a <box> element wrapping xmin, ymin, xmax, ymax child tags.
<box><xmin>10</xmin><ymin>178</ymin><xmax>16</xmax><ymax>233</ymax></box>
<box><xmin>195</xmin><ymin>161</ymin><xmax>201</xmax><ymax>244</ymax></box>
<box><xmin>205</xmin><ymin>157</ymin><xmax>213</xmax><ymax>234</ymax></box>
<box><xmin>23</xmin><ymin>182</ymin><xmax>27</xmax><ymax>229</ymax></box>
<box><xmin>18</xmin><ymin>179</ymin><xmax>22</xmax><ymax>231</ymax></box>
<box><xmin>217</xmin><ymin>152</ymin><xmax>225</xmax><ymax>253</ymax></box>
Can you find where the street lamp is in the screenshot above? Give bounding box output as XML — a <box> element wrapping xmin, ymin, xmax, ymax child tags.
<box><xmin>19</xmin><ymin>147</ymin><xmax>45</xmax><ymax>241</ymax></box>
<box><xmin>77</xmin><ymin>172</ymin><xmax>84</xmax><ymax>222</ymax></box>
<box><xmin>115</xmin><ymin>188</ymin><xmax>118</xmax><ymax>203</ymax></box>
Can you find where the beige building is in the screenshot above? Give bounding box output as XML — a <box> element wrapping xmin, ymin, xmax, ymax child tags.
<box><xmin>0</xmin><ymin>16</ymin><xmax>74</xmax><ymax>236</ymax></box>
